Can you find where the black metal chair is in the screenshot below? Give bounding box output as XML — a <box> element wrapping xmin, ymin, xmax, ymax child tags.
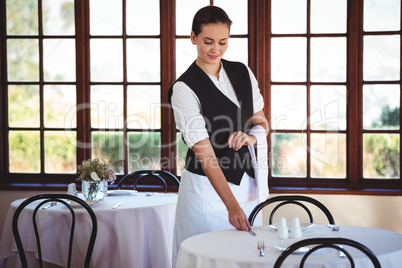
<box><xmin>274</xmin><ymin>237</ymin><xmax>381</xmax><ymax>268</ymax></box>
<box><xmin>12</xmin><ymin>193</ymin><xmax>98</xmax><ymax>268</ymax></box>
<box><xmin>248</xmin><ymin>195</ymin><xmax>335</xmax><ymax>226</ymax></box>
<box><xmin>116</xmin><ymin>169</ymin><xmax>180</xmax><ymax>193</ymax></box>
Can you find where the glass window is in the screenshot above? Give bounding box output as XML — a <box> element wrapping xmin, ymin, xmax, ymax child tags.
<box><xmin>363</xmin><ymin>35</ymin><xmax>400</xmax><ymax>81</ymax></box>
<box><xmin>310</xmin><ymin>86</ymin><xmax>347</xmax><ymax>131</ymax></box>
<box><xmin>362</xmin><ymin>0</ymin><xmax>401</xmax><ymax>182</ymax></box>
<box><xmin>310</xmin><ymin>0</ymin><xmax>347</xmax><ymax>34</ymax></box>
<box><xmin>271</xmin><ymin>86</ymin><xmax>307</xmax><ymax>130</ymax></box>
<box><xmin>363</xmin><ymin>134</ymin><xmax>400</xmax><ymax>179</ymax></box>
<box><xmin>1</xmin><ymin>0</ymin><xmax>401</xmax><ymax>193</ymax></box>
<box><xmin>271</xmin><ymin>0</ymin><xmax>306</xmax><ymax>34</ymax></box>
<box><xmin>364</xmin><ymin>0</ymin><xmax>400</xmax><ymax>31</ymax></box>
<box><xmin>271</xmin><ymin>133</ymin><xmax>307</xmax><ymax>177</ymax></box>
<box><xmin>269</xmin><ymin>0</ymin><xmax>349</xmax><ymax>182</ymax></box>
<box><xmin>5</xmin><ymin>0</ymin><xmax>77</xmax><ymax>175</ymax></box>
<box><xmin>363</xmin><ymin>85</ymin><xmax>400</xmax><ymax>130</ymax></box>
<box><xmin>271</xmin><ymin>37</ymin><xmax>306</xmax><ymax>82</ymax></box>
<box><xmin>310</xmin><ymin>37</ymin><xmax>346</xmax><ymax>82</ymax></box>
<box><xmin>90</xmin><ymin>0</ymin><xmax>122</xmax><ymax>35</ymax></box>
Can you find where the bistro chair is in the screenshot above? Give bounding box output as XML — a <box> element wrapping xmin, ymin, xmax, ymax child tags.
<box><xmin>12</xmin><ymin>193</ymin><xmax>98</xmax><ymax>268</ymax></box>
<box><xmin>248</xmin><ymin>195</ymin><xmax>335</xmax><ymax>226</ymax></box>
<box><xmin>116</xmin><ymin>169</ymin><xmax>180</xmax><ymax>193</ymax></box>
<box><xmin>274</xmin><ymin>237</ymin><xmax>381</xmax><ymax>268</ymax></box>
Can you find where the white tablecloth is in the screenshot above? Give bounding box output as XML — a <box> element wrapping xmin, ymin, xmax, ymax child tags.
<box><xmin>176</xmin><ymin>224</ymin><xmax>402</xmax><ymax>268</ymax></box>
<box><xmin>0</xmin><ymin>192</ymin><xmax>177</xmax><ymax>268</ymax></box>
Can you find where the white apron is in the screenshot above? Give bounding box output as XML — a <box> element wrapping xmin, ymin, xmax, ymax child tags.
<box><xmin>172</xmin><ymin>125</ymin><xmax>268</xmax><ymax>268</ymax></box>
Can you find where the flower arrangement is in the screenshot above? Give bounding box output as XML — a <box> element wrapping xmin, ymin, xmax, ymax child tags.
<box><xmin>76</xmin><ymin>158</ymin><xmax>116</xmax><ymax>184</ymax></box>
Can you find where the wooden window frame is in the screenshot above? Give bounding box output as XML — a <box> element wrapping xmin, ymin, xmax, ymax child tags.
<box><xmin>0</xmin><ymin>0</ymin><xmax>401</xmax><ymax>195</ymax></box>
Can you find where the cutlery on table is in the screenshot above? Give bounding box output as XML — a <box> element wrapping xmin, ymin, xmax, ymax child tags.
<box><xmin>257</xmin><ymin>241</ymin><xmax>265</xmax><ymax>257</ymax></box>
<box><xmin>42</xmin><ymin>201</ymin><xmax>57</xmax><ymax>210</ymax></box>
<box><xmin>112</xmin><ymin>202</ymin><xmax>123</xmax><ymax>209</ymax></box>
<box><xmin>249</xmin><ymin>229</ymin><xmax>256</xmax><ymax>236</ymax></box>
<box><xmin>327</xmin><ymin>224</ymin><xmax>339</xmax><ymax>231</ymax></box>
<box><xmin>338</xmin><ymin>245</ymin><xmax>346</xmax><ymax>258</ymax></box>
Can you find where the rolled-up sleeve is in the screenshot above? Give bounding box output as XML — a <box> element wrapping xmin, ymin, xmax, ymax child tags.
<box><xmin>170</xmin><ymin>81</ymin><xmax>209</xmax><ymax>148</ymax></box>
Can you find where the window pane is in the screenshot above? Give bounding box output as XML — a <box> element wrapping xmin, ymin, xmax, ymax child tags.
<box><xmin>176</xmin><ymin>0</ymin><xmax>209</xmax><ymax>35</ymax></box>
<box><xmin>44</xmin><ymin>85</ymin><xmax>76</xmax><ymax>128</ymax></box>
<box><xmin>271</xmin><ymin>86</ymin><xmax>307</xmax><ymax>130</ymax></box>
<box><xmin>272</xmin><ymin>0</ymin><xmax>306</xmax><ymax>34</ymax></box>
<box><xmin>310</xmin><ymin>86</ymin><xmax>347</xmax><ymax>131</ymax></box>
<box><xmin>310</xmin><ymin>133</ymin><xmax>346</xmax><ymax>178</ymax></box>
<box><xmin>271</xmin><ymin>133</ymin><xmax>307</xmax><ymax>177</ymax></box>
<box><xmin>6</xmin><ymin>0</ymin><xmax>38</xmax><ymax>35</ymax></box>
<box><xmin>363</xmin><ymin>35</ymin><xmax>400</xmax><ymax>81</ymax></box>
<box><xmin>8</xmin><ymin>85</ymin><xmax>39</xmax><ymax>127</ymax></box>
<box><xmin>310</xmin><ymin>37</ymin><xmax>346</xmax><ymax>82</ymax></box>
<box><xmin>363</xmin><ymin>134</ymin><xmax>400</xmax><ymax>179</ymax></box>
<box><xmin>90</xmin><ymin>0</ymin><xmax>122</xmax><ymax>35</ymax></box>
<box><xmin>43</xmin><ymin>39</ymin><xmax>76</xmax><ymax>81</ymax></box>
<box><xmin>91</xmin><ymin>85</ymin><xmax>124</xmax><ymax>129</ymax></box>
<box><xmin>127</xmin><ymin>85</ymin><xmax>161</xmax><ymax>129</ymax></box>
<box><xmin>224</xmin><ymin>38</ymin><xmax>248</xmax><ymax>66</ymax></box>
<box><xmin>126</xmin><ymin>0</ymin><xmax>159</xmax><ymax>35</ymax></box>
<box><xmin>92</xmin><ymin>131</ymin><xmax>124</xmax><ymax>174</ymax></box>
<box><xmin>214</xmin><ymin>0</ymin><xmax>248</xmax><ymax>34</ymax></box>
<box><xmin>7</xmin><ymin>39</ymin><xmax>39</xmax><ymax>81</ymax></box>
<box><xmin>128</xmin><ymin>132</ymin><xmax>161</xmax><ymax>172</ymax></box>
<box><xmin>311</xmin><ymin>0</ymin><xmax>346</xmax><ymax>34</ymax></box>
<box><xmin>90</xmin><ymin>39</ymin><xmax>123</xmax><ymax>82</ymax></box>
<box><xmin>271</xmin><ymin>37</ymin><xmax>306</xmax><ymax>82</ymax></box>
<box><xmin>127</xmin><ymin>39</ymin><xmax>160</xmax><ymax>82</ymax></box>
<box><xmin>42</xmin><ymin>0</ymin><xmax>75</xmax><ymax>35</ymax></box>
<box><xmin>176</xmin><ymin>133</ymin><xmax>187</xmax><ymax>175</ymax></box>
<box><xmin>364</xmin><ymin>0</ymin><xmax>400</xmax><ymax>31</ymax></box>
<box><xmin>45</xmin><ymin>131</ymin><xmax>76</xmax><ymax>173</ymax></box>
<box><xmin>363</xmin><ymin>84</ymin><xmax>400</xmax><ymax>130</ymax></box>
<box><xmin>9</xmin><ymin>130</ymin><xmax>40</xmax><ymax>173</ymax></box>
<box><xmin>176</xmin><ymin>38</ymin><xmax>196</xmax><ymax>78</ymax></box>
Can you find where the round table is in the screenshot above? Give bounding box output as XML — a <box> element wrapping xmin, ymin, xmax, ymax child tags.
<box><xmin>0</xmin><ymin>192</ymin><xmax>177</xmax><ymax>268</ymax></box>
<box><xmin>176</xmin><ymin>224</ymin><xmax>402</xmax><ymax>268</ymax></box>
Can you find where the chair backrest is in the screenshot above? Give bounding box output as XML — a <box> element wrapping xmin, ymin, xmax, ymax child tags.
<box><xmin>274</xmin><ymin>237</ymin><xmax>381</xmax><ymax>268</ymax></box>
<box><xmin>12</xmin><ymin>193</ymin><xmax>97</xmax><ymax>268</ymax></box>
<box><xmin>116</xmin><ymin>169</ymin><xmax>180</xmax><ymax>193</ymax></box>
<box><xmin>248</xmin><ymin>195</ymin><xmax>335</xmax><ymax>226</ymax></box>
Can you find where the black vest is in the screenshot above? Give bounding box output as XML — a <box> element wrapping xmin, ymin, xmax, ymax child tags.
<box><xmin>168</xmin><ymin>59</ymin><xmax>255</xmax><ymax>185</ymax></box>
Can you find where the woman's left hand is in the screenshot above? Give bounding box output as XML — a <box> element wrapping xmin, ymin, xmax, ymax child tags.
<box><xmin>228</xmin><ymin>131</ymin><xmax>256</xmax><ymax>151</ymax></box>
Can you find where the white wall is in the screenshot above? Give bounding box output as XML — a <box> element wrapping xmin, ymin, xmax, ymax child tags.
<box><xmin>261</xmin><ymin>194</ymin><xmax>402</xmax><ymax>234</ymax></box>
<box><xmin>1</xmin><ymin>191</ymin><xmax>401</xmax><ymax>236</ymax></box>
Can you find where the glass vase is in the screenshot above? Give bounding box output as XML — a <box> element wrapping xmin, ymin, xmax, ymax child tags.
<box><xmin>82</xmin><ymin>180</ymin><xmax>108</xmax><ymax>201</ymax></box>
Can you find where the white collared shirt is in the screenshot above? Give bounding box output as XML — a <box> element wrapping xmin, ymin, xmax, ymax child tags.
<box><xmin>171</xmin><ymin>63</ymin><xmax>264</xmax><ymax>148</ymax></box>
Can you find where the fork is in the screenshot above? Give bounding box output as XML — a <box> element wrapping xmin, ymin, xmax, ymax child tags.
<box><xmin>257</xmin><ymin>241</ymin><xmax>265</xmax><ymax>257</ymax></box>
<box><xmin>42</xmin><ymin>201</ymin><xmax>57</xmax><ymax>210</ymax></box>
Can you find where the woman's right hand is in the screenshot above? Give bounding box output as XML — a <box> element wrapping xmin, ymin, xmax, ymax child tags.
<box><xmin>227</xmin><ymin>202</ymin><xmax>251</xmax><ymax>232</ymax></box>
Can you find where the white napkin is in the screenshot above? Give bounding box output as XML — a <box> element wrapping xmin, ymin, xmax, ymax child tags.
<box><xmin>248</xmin><ymin>125</ymin><xmax>269</xmax><ymax>203</ymax></box>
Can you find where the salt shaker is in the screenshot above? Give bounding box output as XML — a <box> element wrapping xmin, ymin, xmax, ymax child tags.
<box><xmin>291</xmin><ymin>217</ymin><xmax>302</xmax><ymax>239</ymax></box>
<box><xmin>277</xmin><ymin>217</ymin><xmax>289</xmax><ymax>239</ymax></box>
<box><xmin>67</xmin><ymin>183</ymin><xmax>78</xmax><ymax>196</ymax></box>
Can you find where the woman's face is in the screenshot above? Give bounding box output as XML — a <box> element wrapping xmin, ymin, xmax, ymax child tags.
<box><xmin>191</xmin><ymin>23</ymin><xmax>229</xmax><ymax>67</ymax></box>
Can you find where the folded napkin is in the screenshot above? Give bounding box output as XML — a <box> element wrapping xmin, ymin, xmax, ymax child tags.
<box><xmin>248</xmin><ymin>125</ymin><xmax>269</xmax><ymax>203</ymax></box>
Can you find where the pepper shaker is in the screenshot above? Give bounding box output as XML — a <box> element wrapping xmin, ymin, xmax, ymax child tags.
<box><xmin>277</xmin><ymin>217</ymin><xmax>289</xmax><ymax>239</ymax></box>
<box><xmin>67</xmin><ymin>183</ymin><xmax>78</xmax><ymax>196</ymax></box>
<box><xmin>291</xmin><ymin>217</ymin><xmax>302</xmax><ymax>239</ymax></box>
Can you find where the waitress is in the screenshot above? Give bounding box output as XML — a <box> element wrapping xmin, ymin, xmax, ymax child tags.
<box><xmin>168</xmin><ymin>5</ymin><xmax>269</xmax><ymax>267</ymax></box>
